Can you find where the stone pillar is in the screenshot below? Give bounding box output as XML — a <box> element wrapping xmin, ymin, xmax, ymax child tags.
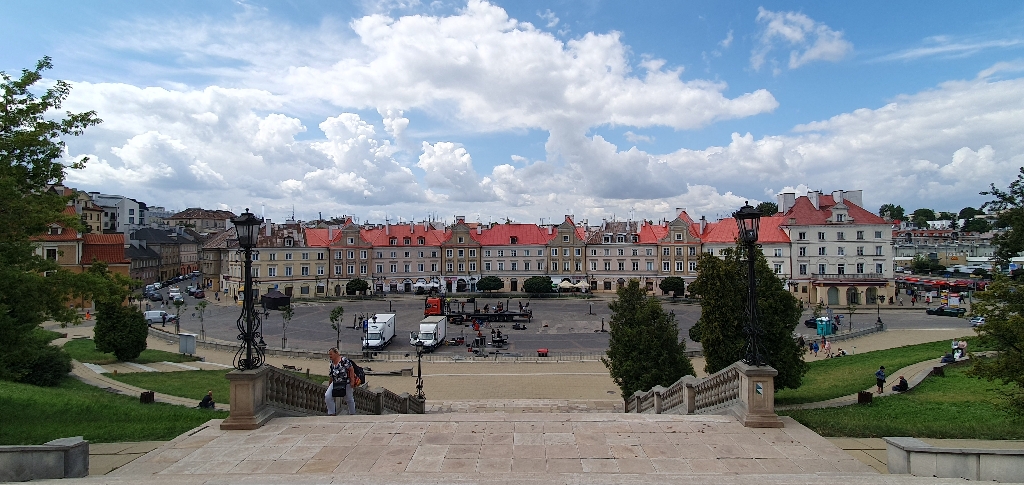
<box><xmin>652</xmin><ymin>385</ymin><xmax>666</xmax><ymax>414</ymax></box>
<box><xmin>221</xmin><ymin>366</ymin><xmax>276</xmax><ymax>430</ymax></box>
<box><xmin>733</xmin><ymin>362</ymin><xmax>783</xmax><ymax>427</ymax></box>
<box><xmin>681</xmin><ymin>376</ymin><xmax>698</xmax><ymax>414</ymax></box>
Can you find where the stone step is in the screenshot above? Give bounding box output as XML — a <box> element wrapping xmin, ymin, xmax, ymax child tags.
<box><xmin>428</xmin><ymin>399</ymin><xmax>623</xmax><ymax>413</ymax></box>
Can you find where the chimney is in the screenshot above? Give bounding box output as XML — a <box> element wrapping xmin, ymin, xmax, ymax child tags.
<box><xmin>833</xmin><ymin>190</ymin><xmax>844</xmax><ymax>204</ymax></box>
<box><xmin>477</xmin><ymin>225</ymin><xmax>482</xmax><ymax>234</ymax></box>
<box><xmin>675</xmin><ymin>208</ymin><xmax>685</xmax><ymax>220</ymax></box>
<box><xmin>410</xmin><ymin>223</ymin><xmax>414</xmax><ymax>233</ymax></box>
<box><xmin>548</xmin><ymin>225</ymin><xmax>553</xmax><ymax>234</ymax></box>
<box><xmin>778</xmin><ymin>192</ymin><xmax>796</xmax><ymax>214</ymax></box>
<box><xmin>700</xmin><ymin>216</ymin><xmax>706</xmax><ymax>234</ymax></box>
<box><xmin>843</xmin><ymin>190</ymin><xmax>863</xmax><ymax>208</ymax></box>
<box><xmin>456</xmin><ymin>215</ymin><xmax>465</xmax><ymax>224</ymax></box>
<box><xmin>385</xmin><ymin>224</ymin><xmax>390</xmax><ymax>235</ymax></box>
<box><xmin>808</xmin><ymin>191</ymin><xmax>820</xmax><ymax>210</ymax></box>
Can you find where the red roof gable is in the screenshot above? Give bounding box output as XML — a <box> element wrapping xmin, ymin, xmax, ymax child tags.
<box><xmin>782</xmin><ymin>195</ymin><xmax>887</xmax><ymax>225</ymax></box>
<box><xmin>304</xmin><ymin>228</ymin><xmax>343</xmax><ymax>247</ymax></box>
<box><xmin>82</xmin><ymin>233</ymin><xmax>128</xmax><ymax>264</ymax></box>
<box><xmin>701</xmin><ymin>216</ymin><xmax>791</xmax><ymax>244</ymax></box>
<box><xmin>638</xmin><ymin>223</ymin><xmax>668</xmax><ymax>243</ymax></box>
<box><xmin>474</xmin><ymin>224</ymin><xmax>557</xmax><ymax>245</ymax></box>
<box><xmin>361</xmin><ymin>224</ymin><xmax>446</xmax><ymax>246</ymax></box>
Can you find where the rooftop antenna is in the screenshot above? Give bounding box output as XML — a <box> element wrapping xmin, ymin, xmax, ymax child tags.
<box><xmin>291</xmin><ymin>205</ymin><xmax>295</xmax><ymax>221</ymax></box>
<box><xmin>261</xmin><ymin>203</ymin><xmax>265</xmax><ymax>219</ymax></box>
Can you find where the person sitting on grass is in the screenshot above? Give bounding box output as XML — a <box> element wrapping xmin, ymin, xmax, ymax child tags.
<box><xmin>199</xmin><ymin>390</ymin><xmax>215</xmax><ymax>409</ymax></box>
<box><xmin>892</xmin><ymin>376</ymin><xmax>909</xmax><ymax>393</ymax></box>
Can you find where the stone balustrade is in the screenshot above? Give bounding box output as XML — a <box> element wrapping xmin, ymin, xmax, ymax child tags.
<box><xmin>221</xmin><ymin>365</ymin><xmax>424</xmax><ymax>430</ymax></box>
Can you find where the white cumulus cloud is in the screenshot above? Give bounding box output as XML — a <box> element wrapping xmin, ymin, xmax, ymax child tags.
<box><xmin>751</xmin><ymin>7</ymin><xmax>853</xmax><ymax>72</ymax></box>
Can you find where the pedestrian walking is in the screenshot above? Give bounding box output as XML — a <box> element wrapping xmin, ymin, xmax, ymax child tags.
<box><xmin>161</xmin><ymin>314</ymin><xmax>167</xmax><ymax>327</ymax></box>
<box><xmin>823</xmin><ymin>339</ymin><xmax>832</xmax><ymax>358</ymax></box>
<box><xmin>324</xmin><ymin>348</ymin><xmax>356</xmax><ymax>416</ymax></box>
<box><xmin>898</xmin><ymin>296</ymin><xmax>903</xmax><ymax>306</ymax></box>
<box><xmin>911</xmin><ymin>296</ymin><xmax>916</xmax><ymax>306</ymax></box>
<box><xmin>812</xmin><ymin>341</ymin><xmax>819</xmax><ymax>357</ymax></box>
<box><xmin>875</xmin><ymin>366</ymin><xmax>886</xmax><ymax>394</ymax></box>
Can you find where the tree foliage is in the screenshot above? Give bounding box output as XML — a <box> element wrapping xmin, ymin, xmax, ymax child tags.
<box><xmin>1</xmin><ymin>58</ymin><xmax>101</xmax><ymax>386</ymax></box>
<box><xmin>911</xmin><ymin>208</ymin><xmax>936</xmax><ymax>228</ymax></box>
<box><xmin>94</xmin><ymin>301</ymin><xmax>148</xmax><ymax>362</ymax></box>
<box><xmin>346</xmin><ymin>278</ymin><xmax>369</xmax><ymax>294</ymax></box>
<box><xmin>477</xmin><ymin>275</ymin><xmax>504</xmax><ymax>292</ymax></box>
<box><xmin>878</xmin><ymin>204</ymin><xmax>906</xmax><ymax>221</ymax></box>
<box><xmin>982</xmin><ymin>167</ymin><xmax>1024</xmax><ymax>264</ymax></box>
<box><xmin>329</xmin><ymin>305</ymin><xmax>344</xmax><ymax>350</ymax></box>
<box><xmin>755</xmin><ymin>201</ymin><xmax>778</xmax><ymax>216</ymax></box>
<box><xmin>969</xmin><ymin>275</ymin><xmax>1024</xmax><ymax>414</ymax></box>
<box><xmin>963</xmin><ymin>218</ymin><xmax>992</xmax><ymax>233</ymax></box>
<box><xmin>687</xmin><ymin>247</ymin><xmax>807</xmax><ymax>390</ymax></box>
<box><xmin>658</xmin><ymin>276</ymin><xmax>686</xmax><ymax>296</ymax></box>
<box><xmin>602</xmin><ymin>279</ymin><xmax>694</xmax><ymax>399</ymax></box>
<box><xmin>522</xmin><ymin>275</ymin><xmax>553</xmax><ymax>294</ymax></box>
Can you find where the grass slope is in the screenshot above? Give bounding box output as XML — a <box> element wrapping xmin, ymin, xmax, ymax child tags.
<box><xmin>781</xmin><ymin>365</ymin><xmax>1023</xmax><ymax>439</ymax></box>
<box><xmin>110</xmin><ymin>369</ymin><xmax>231</xmax><ymax>402</ymax></box>
<box><xmin>64</xmin><ymin>338</ymin><xmax>199</xmax><ymax>365</ymax></box>
<box><xmin>775</xmin><ymin>337</ymin><xmax>978</xmax><ymax>405</ymax></box>
<box><xmin>0</xmin><ymin>378</ymin><xmax>226</xmax><ymax>445</ymax></box>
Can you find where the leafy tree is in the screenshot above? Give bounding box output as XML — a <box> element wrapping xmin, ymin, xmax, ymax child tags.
<box><xmin>477</xmin><ymin>276</ymin><xmax>504</xmax><ymax>292</ymax></box>
<box><xmin>959</xmin><ymin>207</ymin><xmax>983</xmax><ymax>220</ymax></box>
<box><xmin>969</xmin><ymin>275</ymin><xmax>1024</xmax><ymax>414</ymax></box>
<box><xmin>93</xmin><ymin>301</ymin><xmax>148</xmax><ymax>361</ymax></box>
<box><xmin>195</xmin><ymin>300</ymin><xmax>209</xmax><ymax>340</ymax></box>
<box><xmin>756</xmin><ymin>201</ymin><xmax>778</xmax><ymax>216</ymax></box>
<box><xmin>280</xmin><ymin>304</ymin><xmax>294</xmax><ymax>348</ymax></box>
<box><xmin>522</xmin><ymin>275</ymin><xmax>553</xmax><ymax>294</ymax></box>
<box><xmin>911</xmin><ymin>208</ymin><xmax>936</xmax><ymax>228</ymax></box>
<box><xmin>346</xmin><ymin>278</ymin><xmax>369</xmax><ymax>295</ymax></box>
<box><xmin>329</xmin><ymin>305</ymin><xmax>345</xmax><ymax>351</ymax></box>
<box><xmin>687</xmin><ymin>247</ymin><xmax>807</xmax><ymax>390</ymax></box>
<box><xmin>963</xmin><ymin>218</ymin><xmax>992</xmax><ymax>233</ymax></box>
<box><xmin>172</xmin><ymin>299</ymin><xmax>186</xmax><ymax>334</ymax></box>
<box><xmin>936</xmin><ymin>211</ymin><xmax>956</xmax><ymax>220</ymax></box>
<box><xmin>658</xmin><ymin>276</ymin><xmax>686</xmax><ymax>296</ymax></box>
<box><xmin>878</xmin><ymin>204</ymin><xmax>906</xmax><ymax>221</ymax></box>
<box><xmin>911</xmin><ymin>254</ymin><xmax>944</xmax><ymax>274</ymax></box>
<box><xmin>0</xmin><ymin>58</ymin><xmax>101</xmax><ymax>386</ymax></box>
<box><xmin>602</xmin><ymin>279</ymin><xmax>694</xmax><ymax>399</ymax></box>
<box><xmin>982</xmin><ymin>167</ymin><xmax>1024</xmax><ymax>264</ymax></box>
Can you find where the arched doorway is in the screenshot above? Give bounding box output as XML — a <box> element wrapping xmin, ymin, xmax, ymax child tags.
<box><xmin>335</xmin><ymin>284</ymin><xmax>342</xmax><ymax>296</ymax></box>
<box><xmin>846</xmin><ymin>287</ymin><xmax>860</xmax><ymax>305</ymax></box>
<box><xmin>827</xmin><ymin>287</ymin><xmax>839</xmax><ymax>305</ymax></box>
<box><xmin>865</xmin><ymin>287</ymin><xmax>877</xmax><ymax>303</ymax></box>
<box><xmin>510</xmin><ymin>278</ymin><xmax>518</xmax><ymax>292</ymax></box>
<box><xmin>617</xmin><ymin>278</ymin><xmax>626</xmax><ymax>289</ymax></box>
<box><xmin>456</xmin><ymin>279</ymin><xmax>467</xmax><ymax>292</ymax></box>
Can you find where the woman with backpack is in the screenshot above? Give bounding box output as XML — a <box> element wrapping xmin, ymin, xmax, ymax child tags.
<box><xmin>325</xmin><ymin>348</ymin><xmax>356</xmax><ymax>416</ymax></box>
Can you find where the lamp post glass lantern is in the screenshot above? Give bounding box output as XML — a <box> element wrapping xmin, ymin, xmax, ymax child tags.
<box><xmin>232</xmin><ymin>208</ymin><xmax>265</xmax><ymax>371</ymax></box>
<box><xmin>415</xmin><ymin>341</ymin><xmax>425</xmax><ymax>400</ymax></box>
<box><xmin>733</xmin><ymin>202</ymin><xmax>766</xmax><ymax>366</ymax></box>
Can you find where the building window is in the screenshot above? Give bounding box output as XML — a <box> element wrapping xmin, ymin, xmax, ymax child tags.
<box><xmin>774</xmin><ymin>264</ymin><xmax>783</xmax><ymax>274</ymax></box>
<box><xmin>647</xmin><ymin>262</ymin><xmax>654</xmax><ymax>271</ymax></box>
<box><xmin>663</xmin><ymin>262</ymin><xmax>670</xmax><ymax>271</ymax></box>
<box><xmin>591</xmin><ymin>261</ymin><xmax>597</xmax><ymax>271</ymax></box>
<box><xmin>875</xmin><ymin>231</ymin><xmax>883</xmax><ymax>238</ymax></box>
<box><xmin>511</xmin><ymin>262</ymin><xmax>518</xmax><ymax>271</ymax></box>
<box><xmin>856</xmin><ymin>263</ymin><xmax>864</xmax><ymax>273</ymax></box>
<box><xmin>389</xmin><ymin>238</ymin><xmax>397</xmax><ymax>246</ymax></box>
<box><xmin>632</xmin><ymin>262</ymin><xmax>639</xmax><ymax>271</ymax></box>
<box><xmin>469</xmin><ymin>249</ymin><xmax>476</xmax><ymax>257</ymax></box>
<box><xmin>575</xmin><ymin>248</ymin><xmax>582</xmax><ymax>257</ymax></box>
<box><xmin>430</xmin><ymin>263</ymin><xmax>437</xmax><ymax>272</ymax></box>
<box><xmin>360</xmin><ymin>250</ymin><xmax>367</xmax><ymax>259</ymax></box>
<box><xmin>562</xmin><ymin>235</ymin><xmax>569</xmax><ymax>242</ymax></box>
<box><xmin>484</xmin><ymin>262</ymin><xmax>491</xmax><ymax>271</ymax></box>
<box><xmin>285</xmin><ymin>266</ymin><xmax>293</xmax><ymax>276</ymax></box>
<box><xmin>876</xmin><ymin>263</ymin><xmax>884</xmax><ymax>273</ymax></box>
<box><xmin>285</xmin><ymin>239</ymin><xmax>293</xmax><ymax>247</ymax></box>
<box><xmin>799</xmin><ymin>247</ymin><xmax>806</xmax><ymax>256</ymax></box>
<box><xmin>485</xmin><ymin>250</ymin><xmax>491</xmax><ymax>257</ymax></box>
<box><xmin>458</xmin><ymin>249</ymin><xmax>465</xmax><ymax>257</ymax></box>
<box><xmin>360</xmin><ymin>265</ymin><xmax>367</xmax><ymax>274</ymax></box>
<box><xmin>285</xmin><ymin>253</ymin><xmax>292</xmax><ymax>260</ymax></box>
<box><xmin>818</xmin><ymin>247</ymin><xmax>826</xmax><ymax>256</ymax></box>
<box><xmin>497</xmin><ymin>250</ymin><xmax>504</xmax><ymax>257</ymax></box>
<box><xmin>799</xmin><ymin>264</ymin><xmax>807</xmax><ymax>275</ymax></box>
<box><xmin>688</xmin><ymin>261</ymin><xmax>696</xmax><ymax>272</ymax></box>
<box><xmin>591</xmin><ymin>249</ymin><xmax>597</xmax><ymax>256</ymax></box>
<box><xmin>45</xmin><ymin>248</ymin><xmax>57</xmax><ymax>260</ymax></box>
<box><xmin>836</xmin><ymin>232</ymin><xmax>845</xmax><ymax>241</ymax></box>
<box><xmin>617</xmin><ymin>249</ymin><xmax>624</xmax><ymax>256</ymax></box>
<box><xmin>348</xmin><ymin>237</ymin><xmax>355</xmax><ymax>244</ymax></box>
<box><xmin>837</xmin><ymin>264</ymin><xmax>845</xmax><ymax>275</ymax></box>
<box><xmin>390</xmin><ymin>251</ymin><xmax>397</xmax><ymax>258</ymax></box>
<box><xmin>798</xmin><ymin>232</ymin><xmax>806</xmax><ymax>240</ymax></box>
<box><xmin>856</xmin><ymin>231</ymin><xmax>864</xmax><ymax>240</ymax></box>
<box><xmin>537</xmin><ymin>261</ymin><xmax>544</xmax><ymax>270</ymax></box>
<box><xmin>418</xmin><ymin>263</ymin><xmax>424</xmax><ymax>272</ymax></box>
<box><xmin>300</xmin><ymin>286</ymin><xmax>309</xmax><ymax>295</ymax></box>
<box><xmin>604</xmin><ymin>262</ymin><xmax>611</xmax><ymax>271</ymax></box>
<box><xmin>404</xmin><ymin>237</ymin><xmax>411</xmax><ymax>245</ymax></box>
<box><xmin>418</xmin><ymin>237</ymin><xmax>425</xmax><ymax>245</ymax></box>
<box><xmin>376</xmin><ymin>264</ymin><xmax>383</xmax><ymax>273</ymax></box>
<box><xmin>689</xmin><ymin>247</ymin><xmax>696</xmax><ymax>256</ymax></box>
<box><xmin>564</xmin><ymin>262</ymin><xmax>570</xmax><ymax>271</ymax></box>
<box><xmin>875</xmin><ymin>246</ymin><xmax>883</xmax><ymax>256</ymax></box>
<box><xmin>675</xmin><ymin>247</ymin><xmax>683</xmax><ymax>256</ymax></box>
<box><xmin>390</xmin><ymin>264</ymin><xmax>397</xmax><ymax>273</ymax></box>
<box><xmin>301</xmin><ymin>266</ymin><xmax>310</xmax><ymax>276</ymax></box>
<box><xmin>837</xmin><ymin>247</ymin><xmax>845</xmax><ymax>256</ymax></box>
<box><xmin>317</xmin><ymin>266</ymin><xmax>325</xmax><ymax>275</ymax></box>
<box><xmin>836</xmin><ymin>214</ymin><xmax>845</xmax><ymax>222</ymax></box>
<box><xmin>268</xmin><ymin>267</ymin><xmax>277</xmax><ymax>277</ymax></box>
<box><xmin>347</xmin><ymin>265</ymin><xmax>354</xmax><ymax>274</ymax></box>
<box><xmin>774</xmin><ymin>248</ymin><xmax>783</xmax><ymax>257</ymax></box>
<box><xmin>302</xmin><ymin>252</ymin><xmax>309</xmax><ymax>260</ymax></box>
<box><xmin>317</xmin><ymin>252</ymin><xmax>324</xmax><ymax>260</ymax></box>
<box><xmin>458</xmin><ymin>263</ymin><xmax>465</xmax><ymax>272</ymax></box>
<box><xmin>446</xmin><ymin>249</ymin><xmax>453</xmax><ymax>257</ymax></box>
<box><xmin>675</xmin><ymin>261</ymin><xmax>683</xmax><ymax>271</ymax></box>
<box><xmin>663</xmin><ymin>247</ymin><xmax>670</xmax><ymax>256</ymax></box>
<box><xmin>818</xmin><ymin>232</ymin><xmax>826</xmax><ymax>241</ymax></box>
<box><xmin>818</xmin><ymin>264</ymin><xmax>826</xmax><ymax>274</ymax></box>
<box><xmin>855</xmin><ymin>246</ymin><xmax>863</xmax><ymax>256</ymax></box>
<box><xmin>404</xmin><ymin>264</ymin><xmax>410</xmax><ymax>272</ymax></box>
<box><xmin>551</xmin><ymin>248</ymin><xmax>558</xmax><ymax>256</ymax></box>
<box><xmin>467</xmin><ymin>262</ymin><xmax>475</xmax><ymax>271</ymax></box>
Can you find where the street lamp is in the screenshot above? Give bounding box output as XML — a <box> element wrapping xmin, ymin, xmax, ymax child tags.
<box><xmin>232</xmin><ymin>209</ymin><xmax>265</xmax><ymax>371</ymax></box>
<box><xmin>733</xmin><ymin>202</ymin><xmax>766</xmax><ymax>366</ymax></box>
<box><xmin>414</xmin><ymin>340</ymin><xmax>425</xmax><ymax>400</ymax></box>
<box><xmin>876</xmin><ymin>294</ymin><xmax>885</xmax><ymax>324</ymax></box>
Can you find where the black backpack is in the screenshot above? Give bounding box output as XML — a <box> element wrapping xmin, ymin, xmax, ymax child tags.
<box><xmin>351</xmin><ymin>361</ymin><xmax>366</xmax><ymax>386</ymax></box>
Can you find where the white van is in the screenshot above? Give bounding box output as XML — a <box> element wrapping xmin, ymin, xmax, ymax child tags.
<box><xmin>143</xmin><ymin>310</ymin><xmax>171</xmax><ymax>324</ymax></box>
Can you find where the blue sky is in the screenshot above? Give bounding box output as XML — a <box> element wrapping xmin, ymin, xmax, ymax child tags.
<box><xmin>4</xmin><ymin>0</ymin><xmax>1024</xmax><ymax>224</ymax></box>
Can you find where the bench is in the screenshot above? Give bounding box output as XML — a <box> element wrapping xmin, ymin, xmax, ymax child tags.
<box><xmin>282</xmin><ymin>364</ymin><xmax>303</xmax><ymax>372</ymax></box>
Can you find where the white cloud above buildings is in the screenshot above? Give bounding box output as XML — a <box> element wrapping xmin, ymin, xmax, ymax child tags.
<box><xmin>51</xmin><ymin>1</ymin><xmax>1024</xmax><ymax>224</ymax></box>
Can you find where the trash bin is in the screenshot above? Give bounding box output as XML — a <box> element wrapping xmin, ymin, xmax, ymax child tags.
<box><xmin>537</xmin><ymin>348</ymin><xmax>548</xmax><ymax>357</ymax></box>
<box><xmin>179</xmin><ymin>333</ymin><xmax>197</xmax><ymax>355</ymax></box>
<box><xmin>857</xmin><ymin>391</ymin><xmax>873</xmax><ymax>404</ymax></box>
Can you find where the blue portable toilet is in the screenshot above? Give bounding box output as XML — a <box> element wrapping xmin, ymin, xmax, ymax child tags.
<box><xmin>816</xmin><ymin>317</ymin><xmax>833</xmax><ymax>336</ymax></box>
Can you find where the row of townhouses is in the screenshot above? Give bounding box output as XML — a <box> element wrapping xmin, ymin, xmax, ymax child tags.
<box><xmin>203</xmin><ymin>189</ymin><xmax>918</xmax><ymax>307</ymax></box>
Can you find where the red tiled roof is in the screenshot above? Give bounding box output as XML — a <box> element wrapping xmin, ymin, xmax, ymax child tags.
<box><xmin>474</xmin><ymin>224</ymin><xmax>558</xmax><ymax>245</ymax></box>
<box><xmin>82</xmin><ymin>233</ymin><xmax>128</xmax><ymax>264</ymax></box>
<box><xmin>34</xmin><ymin>207</ymin><xmax>81</xmax><ymax>241</ymax></box>
<box><xmin>782</xmin><ymin>195</ymin><xmax>887</xmax><ymax>225</ymax></box>
<box><xmin>701</xmin><ymin>216</ymin><xmax>791</xmax><ymax>244</ymax></box>
<box><xmin>361</xmin><ymin>224</ymin><xmax>447</xmax><ymax>246</ymax></box>
<box><xmin>638</xmin><ymin>223</ymin><xmax>668</xmax><ymax>244</ymax></box>
<box><xmin>305</xmin><ymin>228</ymin><xmax>343</xmax><ymax>247</ymax></box>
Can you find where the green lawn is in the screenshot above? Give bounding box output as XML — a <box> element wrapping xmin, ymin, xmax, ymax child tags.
<box><xmin>0</xmin><ymin>378</ymin><xmax>226</xmax><ymax>445</ymax></box>
<box><xmin>781</xmin><ymin>365</ymin><xmax>1024</xmax><ymax>439</ymax></box>
<box><xmin>775</xmin><ymin>337</ymin><xmax>979</xmax><ymax>406</ymax></box>
<box><xmin>63</xmin><ymin>338</ymin><xmax>200</xmax><ymax>365</ymax></box>
<box><xmin>110</xmin><ymin>369</ymin><xmax>232</xmax><ymax>402</ymax></box>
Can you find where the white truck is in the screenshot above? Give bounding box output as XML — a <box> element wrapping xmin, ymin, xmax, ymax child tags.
<box><xmin>362</xmin><ymin>313</ymin><xmax>396</xmax><ymax>350</ymax></box>
<box><xmin>410</xmin><ymin>315</ymin><xmax>447</xmax><ymax>352</ymax></box>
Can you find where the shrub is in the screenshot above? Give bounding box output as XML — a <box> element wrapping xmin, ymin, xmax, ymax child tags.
<box><xmin>93</xmin><ymin>302</ymin><xmax>148</xmax><ymax>362</ymax></box>
<box><xmin>522</xmin><ymin>276</ymin><xmax>553</xmax><ymax>294</ymax></box>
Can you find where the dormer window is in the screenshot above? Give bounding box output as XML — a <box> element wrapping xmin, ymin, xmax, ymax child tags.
<box><xmin>616</xmin><ymin>235</ymin><xmax>625</xmax><ymax>243</ymax></box>
<box><xmin>632</xmin><ymin>235</ymin><xmax>639</xmax><ymax>243</ymax></box>
<box><xmin>284</xmin><ymin>238</ymin><xmax>293</xmax><ymax>247</ymax></box>
<box><xmin>603</xmin><ymin>235</ymin><xmax>611</xmax><ymax>243</ymax></box>
<box><xmin>836</xmin><ymin>214</ymin><xmax>845</xmax><ymax>222</ymax></box>
<box><xmin>675</xmin><ymin>233</ymin><xmax>682</xmax><ymax>241</ymax></box>
<box><xmin>403</xmin><ymin>237</ymin><xmax>411</xmax><ymax>245</ymax></box>
<box><xmin>417</xmin><ymin>237</ymin><xmax>425</xmax><ymax>245</ymax></box>
<box><xmin>389</xmin><ymin>237</ymin><xmax>397</xmax><ymax>245</ymax></box>
<box><xmin>562</xmin><ymin>235</ymin><xmax>569</xmax><ymax>242</ymax></box>
<box><xmin>49</xmin><ymin>226</ymin><xmax>61</xmax><ymax>235</ymax></box>
<box><xmin>510</xmin><ymin>236</ymin><xmax>518</xmax><ymax>245</ymax></box>
<box><xmin>347</xmin><ymin>237</ymin><xmax>354</xmax><ymax>244</ymax></box>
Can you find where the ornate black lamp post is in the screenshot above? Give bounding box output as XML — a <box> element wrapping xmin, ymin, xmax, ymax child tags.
<box><xmin>734</xmin><ymin>202</ymin><xmax>766</xmax><ymax>366</ymax></box>
<box><xmin>876</xmin><ymin>294</ymin><xmax>885</xmax><ymax>324</ymax></box>
<box><xmin>414</xmin><ymin>341</ymin><xmax>425</xmax><ymax>400</ymax></box>
<box><xmin>232</xmin><ymin>209</ymin><xmax>265</xmax><ymax>371</ymax></box>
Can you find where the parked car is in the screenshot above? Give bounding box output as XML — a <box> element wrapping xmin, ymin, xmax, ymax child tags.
<box><xmin>926</xmin><ymin>306</ymin><xmax>967</xmax><ymax>317</ymax></box>
<box><xmin>148</xmin><ymin>292</ymin><xmax>164</xmax><ymax>302</ymax></box>
<box><xmin>194</xmin><ymin>290</ymin><xmax>206</xmax><ymax>299</ymax></box>
<box><xmin>970</xmin><ymin>316</ymin><xmax>985</xmax><ymax>327</ymax></box>
<box><xmin>803</xmin><ymin>316</ymin><xmax>830</xmax><ymax>328</ymax></box>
